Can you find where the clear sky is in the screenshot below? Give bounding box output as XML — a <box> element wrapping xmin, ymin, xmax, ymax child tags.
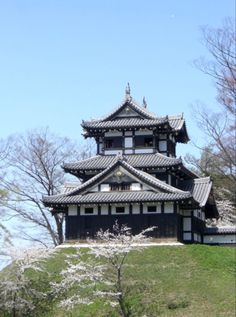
<box><xmin>0</xmin><ymin>0</ymin><xmax>234</xmax><ymax>157</ymax></box>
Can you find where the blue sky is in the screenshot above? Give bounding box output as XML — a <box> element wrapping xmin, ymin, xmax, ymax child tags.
<box><xmin>0</xmin><ymin>0</ymin><xmax>234</xmax><ymax>157</ymax></box>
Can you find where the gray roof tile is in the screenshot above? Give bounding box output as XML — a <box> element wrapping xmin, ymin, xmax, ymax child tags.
<box><xmin>81</xmin><ymin>117</ymin><xmax>184</xmax><ymax>131</ymax></box>
<box><xmin>100</xmin><ymin>98</ymin><xmax>158</xmax><ymax>121</ymax></box>
<box><xmin>43</xmin><ymin>190</ymin><xmax>192</xmax><ymax>205</ymax></box>
<box><xmin>63</xmin><ymin>153</ymin><xmax>182</xmax><ymax>172</ymax></box>
<box><xmin>43</xmin><ymin>159</ymin><xmax>192</xmax><ymax>206</ymax></box>
<box><xmin>181</xmin><ymin>177</ymin><xmax>212</xmax><ymax>207</ymax></box>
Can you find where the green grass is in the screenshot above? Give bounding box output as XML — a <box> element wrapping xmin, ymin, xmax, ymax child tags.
<box><xmin>1</xmin><ymin>245</ymin><xmax>235</xmax><ymax>317</ymax></box>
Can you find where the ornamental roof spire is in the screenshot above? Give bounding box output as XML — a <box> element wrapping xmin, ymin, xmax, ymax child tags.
<box><xmin>142</xmin><ymin>96</ymin><xmax>147</xmax><ymax>108</ymax></box>
<box><xmin>125</xmin><ymin>82</ymin><xmax>131</xmax><ymax>99</ymax></box>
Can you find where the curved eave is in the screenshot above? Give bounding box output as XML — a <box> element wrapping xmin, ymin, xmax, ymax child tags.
<box><xmin>174</xmin><ymin>122</ymin><xmax>190</xmax><ymax>143</ymax></box>
<box><xmin>62</xmin><ymin>154</ymin><xmax>183</xmax><ymax>175</ymax></box>
<box><xmin>43</xmin><ymin>191</ymin><xmax>193</xmax><ymax>208</ymax></box>
<box><xmin>81</xmin><ymin>119</ymin><xmax>169</xmax><ymax>131</ymax></box>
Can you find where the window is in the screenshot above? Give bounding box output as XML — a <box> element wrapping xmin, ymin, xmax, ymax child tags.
<box><xmin>105</xmin><ymin>137</ymin><xmax>122</xmax><ymax>149</ymax></box>
<box><xmin>84</xmin><ymin>207</ymin><xmax>94</xmax><ymax>214</ymax></box>
<box><xmin>116</xmin><ymin>207</ymin><xmax>125</xmax><ymax>213</ymax></box>
<box><xmin>134</xmin><ymin>136</ymin><xmax>153</xmax><ymax>148</ymax></box>
<box><xmin>147</xmin><ymin>206</ymin><xmax>157</xmax><ymax>213</ymax></box>
<box><xmin>110</xmin><ymin>183</ymin><xmax>130</xmax><ymax>191</ymax></box>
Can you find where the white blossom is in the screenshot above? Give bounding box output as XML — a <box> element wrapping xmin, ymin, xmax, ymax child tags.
<box><xmin>0</xmin><ymin>246</ymin><xmax>52</xmax><ymax>316</ymax></box>
<box><xmin>52</xmin><ymin>222</ymin><xmax>156</xmax><ymax>317</ymax></box>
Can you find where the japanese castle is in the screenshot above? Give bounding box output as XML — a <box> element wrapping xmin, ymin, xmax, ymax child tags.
<box><xmin>43</xmin><ymin>86</ymin><xmax>235</xmax><ymax>244</ymax></box>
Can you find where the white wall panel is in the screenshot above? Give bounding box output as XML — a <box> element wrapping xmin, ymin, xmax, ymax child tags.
<box><xmin>135</xmin><ymin>148</ymin><xmax>154</xmax><ymax>154</ymax></box>
<box><xmin>135</xmin><ymin>130</ymin><xmax>153</xmax><ymax>136</ymax></box>
<box><xmin>125</xmin><ymin>137</ymin><xmax>133</xmax><ymax>148</ymax></box>
<box><xmin>183</xmin><ymin>217</ymin><xmax>191</xmax><ymax>231</ymax></box>
<box><xmin>80</xmin><ymin>205</ymin><xmax>98</xmax><ymax>216</ymax></box>
<box><xmin>203</xmin><ymin>234</ymin><xmax>236</xmax><ymax>244</ymax></box>
<box><xmin>105</xmin><ymin>131</ymin><xmax>123</xmax><ymax>137</ymax></box>
<box><xmin>143</xmin><ymin>203</ymin><xmax>161</xmax><ymax>214</ymax></box>
<box><xmin>111</xmin><ymin>205</ymin><xmax>129</xmax><ymax>215</ymax></box>
<box><xmin>100</xmin><ymin>184</ymin><xmax>110</xmax><ymax>192</ymax></box>
<box><xmin>164</xmin><ymin>202</ymin><xmax>174</xmax><ymax>213</ymax></box>
<box><xmin>131</xmin><ymin>183</ymin><xmax>141</xmax><ymax>191</ymax></box>
<box><xmin>132</xmin><ymin>204</ymin><xmax>140</xmax><ymax>214</ymax></box>
<box><xmin>68</xmin><ymin>205</ymin><xmax>77</xmax><ymax>216</ymax></box>
<box><xmin>104</xmin><ymin>150</ymin><xmax>121</xmax><ymax>155</ymax></box>
<box><xmin>159</xmin><ymin>141</ymin><xmax>167</xmax><ymax>151</ymax></box>
<box><xmin>101</xmin><ymin>205</ymin><xmax>109</xmax><ymax>215</ymax></box>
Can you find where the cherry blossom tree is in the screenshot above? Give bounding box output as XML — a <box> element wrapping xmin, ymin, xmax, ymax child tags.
<box><xmin>0</xmin><ymin>247</ymin><xmax>51</xmax><ymax>317</ymax></box>
<box><xmin>51</xmin><ymin>222</ymin><xmax>156</xmax><ymax>317</ymax></box>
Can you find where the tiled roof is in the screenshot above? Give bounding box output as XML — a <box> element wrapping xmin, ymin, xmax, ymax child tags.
<box><xmin>100</xmin><ymin>97</ymin><xmax>157</xmax><ymax>121</ymax></box>
<box><xmin>63</xmin><ymin>153</ymin><xmax>182</xmax><ymax>172</ymax></box>
<box><xmin>43</xmin><ymin>190</ymin><xmax>192</xmax><ymax>205</ymax></box>
<box><xmin>67</xmin><ymin>159</ymin><xmax>188</xmax><ymax>196</ymax></box>
<box><xmin>81</xmin><ymin>116</ymin><xmax>186</xmax><ymax>132</ymax></box>
<box><xmin>204</xmin><ymin>226</ymin><xmax>236</xmax><ymax>234</ymax></box>
<box><xmin>180</xmin><ymin>177</ymin><xmax>212</xmax><ymax>207</ymax></box>
<box><xmin>82</xmin><ymin>118</ymin><xmax>169</xmax><ymax>130</ymax></box>
<box><xmin>81</xmin><ymin>96</ymin><xmax>189</xmax><ymax>142</ymax></box>
<box><xmin>43</xmin><ymin>159</ymin><xmax>192</xmax><ymax>206</ymax></box>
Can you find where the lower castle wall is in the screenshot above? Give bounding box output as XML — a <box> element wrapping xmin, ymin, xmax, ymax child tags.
<box><xmin>65</xmin><ymin>213</ymin><xmax>179</xmax><ymax>240</ymax></box>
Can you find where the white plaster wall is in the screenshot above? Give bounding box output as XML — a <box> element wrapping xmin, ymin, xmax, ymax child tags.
<box><xmin>135</xmin><ymin>130</ymin><xmax>153</xmax><ymax>136</ymax></box>
<box><xmin>80</xmin><ymin>205</ymin><xmax>98</xmax><ymax>216</ymax></box>
<box><xmin>124</xmin><ymin>149</ymin><xmax>133</xmax><ymax>154</ymax></box>
<box><xmin>111</xmin><ymin>205</ymin><xmax>129</xmax><ymax>215</ymax></box>
<box><xmin>100</xmin><ymin>184</ymin><xmax>110</xmax><ymax>192</ymax></box>
<box><xmin>143</xmin><ymin>203</ymin><xmax>161</xmax><ymax>214</ymax></box>
<box><xmin>105</xmin><ymin>131</ymin><xmax>123</xmax><ymax>137</ymax></box>
<box><xmin>201</xmin><ymin>211</ymin><xmax>205</xmax><ymax>220</ymax></box>
<box><xmin>203</xmin><ymin>234</ymin><xmax>236</xmax><ymax>244</ymax></box>
<box><xmin>104</xmin><ymin>150</ymin><xmax>121</xmax><ymax>155</ymax></box>
<box><xmin>183</xmin><ymin>217</ymin><xmax>191</xmax><ymax>231</ymax></box>
<box><xmin>99</xmin><ymin>143</ymin><xmax>103</xmax><ymax>154</ymax></box>
<box><xmin>135</xmin><ymin>148</ymin><xmax>154</xmax><ymax>154</ymax></box>
<box><xmin>125</xmin><ymin>131</ymin><xmax>133</xmax><ymax>136</ymax></box>
<box><xmin>101</xmin><ymin>204</ymin><xmax>109</xmax><ymax>215</ymax></box>
<box><xmin>68</xmin><ymin>205</ymin><xmax>77</xmax><ymax>216</ymax></box>
<box><xmin>159</xmin><ymin>141</ymin><xmax>167</xmax><ymax>151</ymax></box>
<box><xmin>164</xmin><ymin>202</ymin><xmax>174</xmax><ymax>213</ymax></box>
<box><xmin>131</xmin><ymin>183</ymin><xmax>141</xmax><ymax>191</ymax></box>
<box><xmin>132</xmin><ymin>204</ymin><xmax>140</xmax><ymax>214</ymax></box>
<box><xmin>125</xmin><ymin>137</ymin><xmax>133</xmax><ymax>148</ymax></box>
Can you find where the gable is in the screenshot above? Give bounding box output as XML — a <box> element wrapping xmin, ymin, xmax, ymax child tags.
<box><xmin>112</xmin><ymin>104</ymin><xmax>144</xmax><ymax>119</ymax></box>
<box><xmin>89</xmin><ymin>166</ymin><xmax>159</xmax><ymax>193</ymax></box>
<box><xmin>102</xmin><ymin>99</ymin><xmax>157</xmax><ymax>122</ymax></box>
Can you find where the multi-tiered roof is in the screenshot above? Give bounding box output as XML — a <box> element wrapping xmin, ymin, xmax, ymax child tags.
<box><xmin>81</xmin><ymin>93</ymin><xmax>189</xmax><ymax>143</ymax></box>
<box><xmin>44</xmin><ymin>87</ymin><xmax>218</xmax><ymax>220</ymax></box>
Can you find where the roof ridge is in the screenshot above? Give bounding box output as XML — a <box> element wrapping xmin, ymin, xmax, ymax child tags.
<box><xmin>120</xmin><ymin>160</ymin><xmax>189</xmax><ymax>194</ymax></box>
<box><xmin>138</xmin><ymin>169</ymin><xmax>188</xmax><ymax>194</ymax></box>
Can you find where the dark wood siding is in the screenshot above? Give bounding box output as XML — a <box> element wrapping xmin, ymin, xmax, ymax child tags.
<box><xmin>66</xmin><ymin>214</ymin><xmax>179</xmax><ymax>240</ymax></box>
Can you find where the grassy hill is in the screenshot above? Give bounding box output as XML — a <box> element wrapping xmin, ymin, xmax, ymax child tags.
<box><xmin>1</xmin><ymin>245</ymin><xmax>235</xmax><ymax>317</ymax></box>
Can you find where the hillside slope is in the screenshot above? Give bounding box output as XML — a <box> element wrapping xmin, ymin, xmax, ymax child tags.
<box><xmin>1</xmin><ymin>245</ymin><xmax>235</xmax><ymax>317</ymax></box>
